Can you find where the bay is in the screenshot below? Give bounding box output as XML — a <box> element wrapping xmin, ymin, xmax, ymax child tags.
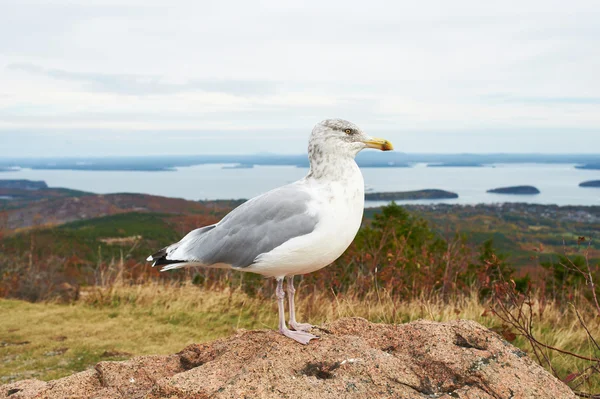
<box><xmin>1</xmin><ymin>163</ymin><xmax>599</xmax><ymax>206</ymax></box>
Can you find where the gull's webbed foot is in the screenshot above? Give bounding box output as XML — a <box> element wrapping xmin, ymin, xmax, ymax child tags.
<box><xmin>280</xmin><ymin>327</ymin><xmax>318</xmax><ymax>345</ymax></box>
<box><xmin>290</xmin><ymin>321</ymin><xmax>314</xmax><ymax>332</ymax></box>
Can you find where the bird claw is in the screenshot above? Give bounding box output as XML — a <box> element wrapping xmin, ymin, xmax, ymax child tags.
<box><xmin>290</xmin><ymin>321</ymin><xmax>314</xmax><ymax>332</ymax></box>
<box><xmin>280</xmin><ymin>328</ymin><xmax>318</xmax><ymax>345</ymax></box>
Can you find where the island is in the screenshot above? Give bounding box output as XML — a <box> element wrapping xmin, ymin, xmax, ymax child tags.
<box><xmin>357</xmin><ymin>162</ymin><xmax>412</xmax><ymax>168</ymax></box>
<box><xmin>487</xmin><ymin>186</ymin><xmax>540</xmax><ymax>195</ymax></box>
<box><xmin>222</xmin><ymin>164</ymin><xmax>254</xmax><ymax>169</ymax></box>
<box><xmin>31</xmin><ymin>165</ymin><xmax>176</xmax><ymax>172</ymax></box>
<box><xmin>576</xmin><ymin>164</ymin><xmax>600</xmax><ymax>170</ymax></box>
<box><xmin>579</xmin><ymin>180</ymin><xmax>600</xmax><ymax>188</ymax></box>
<box><xmin>427</xmin><ymin>162</ymin><xmax>485</xmax><ymax>167</ymax></box>
<box><xmin>365</xmin><ymin>189</ymin><xmax>459</xmax><ymax>201</ymax></box>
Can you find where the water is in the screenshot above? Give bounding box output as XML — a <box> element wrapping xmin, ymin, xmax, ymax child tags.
<box><xmin>1</xmin><ymin>163</ymin><xmax>599</xmax><ymax>206</ymax></box>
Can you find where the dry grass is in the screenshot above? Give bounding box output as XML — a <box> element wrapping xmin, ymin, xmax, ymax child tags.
<box><xmin>1</xmin><ymin>282</ymin><xmax>599</xmax><ymax>393</ymax></box>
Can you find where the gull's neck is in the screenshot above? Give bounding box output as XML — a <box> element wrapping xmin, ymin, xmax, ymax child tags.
<box><xmin>308</xmin><ymin>158</ymin><xmax>358</xmax><ymax>181</ymax></box>
<box><xmin>305</xmin><ymin>145</ymin><xmax>365</xmax><ymax>216</ymax></box>
<box><xmin>306</xmin><ymin>150</ymin><xmax>358</xmax><ymax>181</ymax></box>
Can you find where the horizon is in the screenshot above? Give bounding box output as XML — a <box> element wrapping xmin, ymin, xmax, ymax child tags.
<box><xmin>2</xmin><ymin>129</ymin><xmax>600</xmax><ymax>158</ymax></box>
<box><xmin>2</xmin><ymin>151</ymin><xmax>600</xmax><ymax>160</ymax></box>
<box><xmin>2</xmin><ymin>126</ymin><xmax>600</xmax><ymax>157</ymax></box>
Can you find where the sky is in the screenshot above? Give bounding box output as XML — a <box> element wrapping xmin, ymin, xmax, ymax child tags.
<box><xmin>1</xmin><ymin>0</ymin><xmax>599</xmax><ymax>156</ymax></box>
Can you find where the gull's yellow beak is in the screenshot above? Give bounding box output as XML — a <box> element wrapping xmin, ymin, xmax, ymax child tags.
<box><xmin>362</xmin><ymin>137</ymin><xmax>394</xmax><ymax>151</ymax></box>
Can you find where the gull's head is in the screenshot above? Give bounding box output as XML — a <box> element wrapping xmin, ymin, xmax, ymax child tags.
<box><xmin>309</xmin><ymin>119</ymin><xmax>394</xmax><ymax>159</ymax></box>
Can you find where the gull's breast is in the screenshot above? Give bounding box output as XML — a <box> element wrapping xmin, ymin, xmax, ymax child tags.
<box><xmin>247</xmin><ymin>166</ymin><xmax>365</xmax><ymax>278</ymax></box>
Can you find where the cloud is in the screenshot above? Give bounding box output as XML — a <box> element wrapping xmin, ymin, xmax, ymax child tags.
<box><xmin>7</xmin><ymin>63</ymin><xmax>279</xmax><ymax>96</ymax></box>
<box><xmin>483</xmin><ymin>94</ymin><xmax>600</xmax><ymax>105</ymax></box>
<box><xmin>0</xmin><ymin>0</ymin><xmax>599</xmax><ymax>155</ymax></box>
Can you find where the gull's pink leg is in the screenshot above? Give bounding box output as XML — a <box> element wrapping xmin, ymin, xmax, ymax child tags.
<box><xmin>276</xmin><ymin>277</ymin><xmax>317</xmax><ymax>345</ymax></box>
<box><xmin>286</xmin><ymin>275</ymin><xmax>313</xmax><ymax>332</ymax></box>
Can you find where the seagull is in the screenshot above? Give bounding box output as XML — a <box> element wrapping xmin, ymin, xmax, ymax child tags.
<box><xmin>146</xmin><ymin>119</ymin><xmax>393</xmax><ymax>344</ymax></box>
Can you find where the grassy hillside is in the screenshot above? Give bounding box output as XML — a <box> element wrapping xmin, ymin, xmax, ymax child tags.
<box><xmin>4</xmin><ymin>202</ymin><xmax>598</xmax><ymax>268</ymax></box>
<box><xmin>1</xmin><ymin>203</ymin><xmax>597</xmax><ymax>297</ymax></box>
<box><xmin>3</xmin><ymin>213</ymin><xmax>181</xmax><ymax>262</ymax></box>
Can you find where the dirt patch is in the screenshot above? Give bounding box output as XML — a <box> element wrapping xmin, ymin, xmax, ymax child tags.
<box><xmin>99</xmin><ymin>236</ymin><xmax>142</xmax><ymax>245</ymax></box>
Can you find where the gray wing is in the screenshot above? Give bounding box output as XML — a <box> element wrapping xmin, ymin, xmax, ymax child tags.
<box><xmin>149</xmin><ymin>184</ymin><xmax>319</xmax><ymax>270</ymax></box>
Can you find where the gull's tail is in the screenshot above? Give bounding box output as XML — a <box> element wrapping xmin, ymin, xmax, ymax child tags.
<box><xmin>146</xmin><ymin>246</ymin><xmax>186</xmax><ymax>270</ymax></box>
<box><xmin>146</xmin><ymin>223</ymin><xmax>217</xmax><ymax>271</ymax></box>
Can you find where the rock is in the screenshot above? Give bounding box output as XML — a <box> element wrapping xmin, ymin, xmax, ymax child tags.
<box><xmin>0</xmin><ymin>318</ymin><xmax>575</xmax><ymax>399</ymax></box>
<box><xmin>0</xmin><ymin>380</ymin><xmax>47</xmax><ymax>399</ymax></box>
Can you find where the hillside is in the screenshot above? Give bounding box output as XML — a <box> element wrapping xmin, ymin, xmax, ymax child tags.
<box><xmin>0</xmin><ymin>179</ymin><xmax>243</xmax><ymax>230</ymax></box>
<box><xmin>1</xmin><ymin>193</ymin><xmax>243</xmax><ymax>230</ymax></box>
<box><xmin>2</xmin><ymin>191</ymin><xmax>598</xmax><ymax>272</ymax></box>
<box><xmin>398</xmin><ymin>203</ymin><xmax>600</xmax><ymax>268</ymax></box>
<box><xmin>0</xmin><ymin>180</ymin><xmax>48</xmax><ymax>190</ymax></box>
<box><xmin>0</xmin><ymin>186</ymin><xmax>89</xmax><ymax>211</ymax></box>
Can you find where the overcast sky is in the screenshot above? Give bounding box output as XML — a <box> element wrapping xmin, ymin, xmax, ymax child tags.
<box><xmin>1</xmin><ymin>0</ymin><xmax>599</xmax><ymax>156</ymax></box>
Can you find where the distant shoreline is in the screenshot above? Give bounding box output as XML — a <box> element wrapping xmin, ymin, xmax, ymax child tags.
<box><xmin>222</xmin><ymin>164</ymin><xmax>254</xmax><ymax>170</ymax></box>
<box><xmin>1</xmin><ymin>153</ymin><xmax>600</xmax><ymax>172</ymax></box>
<box><xmin>427</xmin><ymin>162</ymin><xmax>485</xmax><ymax>168</ymax></box>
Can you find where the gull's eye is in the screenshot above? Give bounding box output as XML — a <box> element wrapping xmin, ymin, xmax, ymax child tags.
<box><xmin>344</xmin><ymin>129</ymin><xmax>352</xmax><ymax>134</ymax></box>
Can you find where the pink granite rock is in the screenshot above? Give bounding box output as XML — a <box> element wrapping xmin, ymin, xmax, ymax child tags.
<box><xmin>1</xmin><ymin>318</ymin><xmax>576</xmax><ymax>399</ymax></box>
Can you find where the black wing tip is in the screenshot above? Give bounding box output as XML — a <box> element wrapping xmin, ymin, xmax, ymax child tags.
<box><xmin>147</xmin><ymin>248</ymin><xmax>186</xmax><ymax>268</ymax></box>
<box><xmin>153</xmin><ymin>258</ymin><xmax>186</xmax><ymax>268</ymax></box>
